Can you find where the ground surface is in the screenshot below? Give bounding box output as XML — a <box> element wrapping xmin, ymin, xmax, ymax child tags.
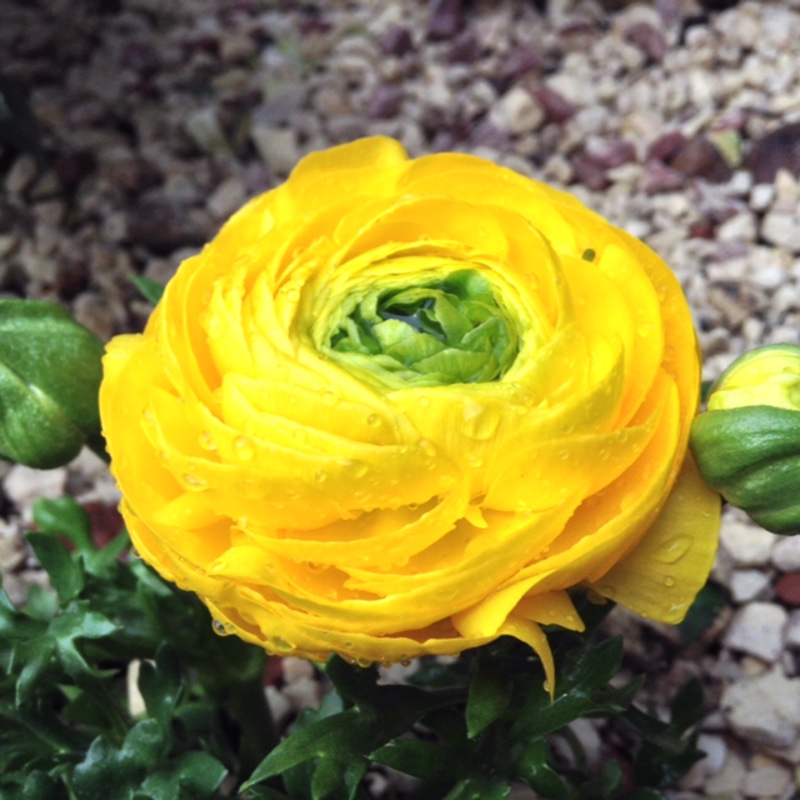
<box><xmin>3</xmin><ymin>1</ymin><xmax>800</xmax><ymax>797</ymax></box>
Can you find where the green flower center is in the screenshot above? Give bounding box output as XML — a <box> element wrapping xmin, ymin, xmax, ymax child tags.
<box><xmin>324</xmin><ymin>270</ymin><xmax>519</xmax><ymax>388</ymax></box>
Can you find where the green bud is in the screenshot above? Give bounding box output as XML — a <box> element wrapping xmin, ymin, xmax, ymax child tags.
<box><xmin>0</xmin><ymin>299</ymin><xmax>105</xmax><ymax>469</ymax></box>
<box><xmin>690</xmin><ymin>344</ymin><xmax>800</xmax><ymax>534</ymax></box>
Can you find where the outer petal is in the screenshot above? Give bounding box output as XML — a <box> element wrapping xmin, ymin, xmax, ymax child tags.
<box><xmin>587</xmin><ymin>452</ymin><xmax>721</xmax><ymax>623</ymax></box>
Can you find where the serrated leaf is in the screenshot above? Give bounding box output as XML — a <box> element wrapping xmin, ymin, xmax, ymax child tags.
<box><xmin>15</xmin><ymin>638</ymin><xmax>55</xmax><ymax>705</ymax></box>
<box><xmin>72</xmin><ymin>720</ymin><xmax>168</xmax><ymax>800</ymax></box>
<box><xmin>466</xmin><ymin>660</ymin><xmax>512</xmax><ymax>738</ymax></box>
<box><xmin>49</xmin><ymin>607</ymin><xmax>119</xmax><ymax>679</ymax></box>
<box><xmin>26</xmin><ymin>532</ymin><xmax>84</xmax><ymax>604</ymax></box>
<box><xmin>131</xmin><ymin>276</ymin><xmax>165</xmax><ymax>306</ymax></box>
<box><xmin>33</xmin><ymin>497</ymin><xmax>94</xmax><ymax>553</ymax></box>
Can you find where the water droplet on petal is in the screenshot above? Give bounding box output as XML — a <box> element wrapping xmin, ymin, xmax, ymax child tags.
<box><xmin>468</xmin><ymin>454</ymin><xmax>483</xmax><ymax>468</ymax></box>
<box><xmin>637</xmin><ymin>322</ymin><xmax>654</xmax><ymax>338</ymax></box>
<box><xmin>212</xmin><ymin>619</ymin><xmax>233</xmax><ymax>636</ymax></box>
<box><xmin>183</xmin><ymin>474</ymin><xmax>206</xmax><ymax>489</ymax></box>
<box><xmin>664</xmin><ymin>576</ymin><xmax>676</xmax><ymax>587</ymax></box>
<box><xmin>654</xmin><ymin>536</ymin><xmax>691</xmax><ymax>564</ymax></box>
<box><xmin>129</xmin><ymin>547</ymin><xmax>141</xmax><ymax>559</ymax></box>
<box><xmin>314</xmin><ymin>469</ymin><xmax>327</xmax><ymax>483</ymax></box>
<box><xmin>419</xmin><ymin>439</ymin><xmax>437</xmax><ymax>457</ymax></box>
<box><xmin>200</xmin><ymin>430</ymin><xmax>217</xmax><ymax>451</ymax></box>
<box><xmin>367</xmin><ymin>413</ymin><xmax>381</xmax><ymax>427</ymax></box>
<box><xmin>322</xmin><ymin>391</ymin><xmax>337</xmax><ymax>407</ymax></box>
<box><xmin>233</xmin><ymin>436</ymin><xmax>255</xmax><ymax>460</ymax></box>
<box><xmin>418</xmin><ymin>396</ymin><xmax>431</xmax><ymax>408</ymax></box>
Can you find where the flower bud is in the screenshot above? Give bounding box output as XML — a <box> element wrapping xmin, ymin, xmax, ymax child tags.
<box><xmin>0</xmin><ymin>299</ymin><xmax>105</xmax><ymax>469</ymax></box>
<box><xmin>691</xmin><ymin>344</ymin><xmax>800</xmax><ymax>534</ymax></box>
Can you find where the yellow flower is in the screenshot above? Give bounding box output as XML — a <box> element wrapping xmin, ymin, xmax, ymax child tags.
<box><xmin>100</xmin><ymin>137</ymin><xmax>719</xmax><ymax>688</ymax></box>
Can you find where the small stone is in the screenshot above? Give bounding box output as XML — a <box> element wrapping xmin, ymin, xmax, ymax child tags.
<box><xmin>762</xmin><ymin>210</ymin><xmax>800</xmax><ymax>253</ymax></box>
<box><xmin>73</xmin><ymin>291</ymin><xmax>117</xmax><ymax>341</ymax></box>
<box><xmin>498</xmin><ymin>45</ymin><xmax>548</xmax><ymax>81</ymax></box>
<box><xmin>488</xmin><ymin>87</ymin><xmax>544</xmax><ymax>135</ymax></box>
<box><xmin>670</xmin><ymin>137</ymin><xmax>733</xmax><ymax>183</ymax></box>
<box><xmin>730</xmin><ymin>569</ymin><xmax>771</xmax><ymax>603</ymax></box>
<box><xmin>265</xmin><ymin>685</ymin><xmax>292</xmax><ymax>727</ymax></box>
<box><xmin>367</xmin><ymin>85</ymin><xmax>403</xmax><ymax>119</ymax></box>
<box><xmin>724</xmin><ymin>602</ymin><xmax>788</xmax><ymax>662</ymax></box>
<box><xmin>745</xmin><ymin>122</ymin><xmax>800</xmax><ymax>184</ymax></box>
<box><xmin>640</xmin><ymin>160</ymin><xmax>685</xmax><ymax>194</ymax></box>
<box><xmin>427</xmin><ymin>0</ymin><xmax>464</xmax><ymax>40</ymax></box>
<box><xmin>6</xmin><ymin>154</ymin><xmax>38</xmax><ymax>197</ymax></box>
<box><xmin>720</xmin><ymin>517</ymin><xmax>776</xmax><ymax>566</ymax></box>
<box><xmin>379</xmin><ymin>26</ymin><xmax>413</xmax><ymax>57</ymax></box>
<box><xmin>625</xmin><ymin>21</ymin><xmax>668</xmax><ymax>62</ymax></box>
<box><xmin>784</xmin><ymin>609</ymin><xmax>800</xmax><ymax>648</ymax></box>
<box><xmin>722</xmin><ymin>668</ymin><xmax>800</xmax><ymax>748</ymax></box>
<box><xmin>772</xmin><ymin>537</ymin><xmax>800</xmax><ymax>572</ymax></box>
<box><xmin>742</xmin><ymin>759</ymin><xmax>793</xmax><ymax>798</ymax></box>
<box><xmin>584</xmin><ymin>137</ymin><xmax>637</xmax><ymax>169</ymax></box>
<box><xmin>776</xmin><ymin>573</ymin><xmax>800</xmax><ymax>607</ymax></box>
<box><xmin>207</xmin><ymin>178</ymin><xmax>246</xmax><ymax>220</ymax></box>
<box><xmin>4</xmin><ymin>464</ymin><xmax>68</xmax><ymax>510</ymax></box>
<box><xmin>534</xmin><ymin>86</ymin><xmax>577</xmax><ymax>124</ymax></box>
<box><xmin>647</xmin><ymin>131</ymin><xmax>687</xmax><ymax>162</ymax></box>
<box><xmin>251</xmin><ymin>125</ymin><xmax>300</xmax><ymax>175</ymax></box>
<box><xmin>184</xmin><ymin>108</ymin><xmax>229</xmax><ymax>156</ymax></box>
<box><xmin>704</xmin><ymin>749</ymin><xmax>747</xmax><ymax>796</ymax></box>
<box><xmin>750</xmin><ymin>183</ymin><xmax>777</xmax><ymax>212</ymax></box>
<box><xmin>127</xmin><ymin>200</ymin><xmax>208</xmax><ymax>255</ymax></box>
<box><xmin>716</xmin><ymin>212</ymin><xmax>757</xmax><ymax>242</ymax></box>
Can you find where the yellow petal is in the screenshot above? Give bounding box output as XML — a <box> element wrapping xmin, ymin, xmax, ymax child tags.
<box><xmin>587</xmin><ymin>452</ymin><xmax>721</xmax><ymax>623</ymax></box>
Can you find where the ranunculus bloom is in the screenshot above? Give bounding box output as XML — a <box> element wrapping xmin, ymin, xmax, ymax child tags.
<box><xmin>100</xmin><ymin>137</ymin><xmax>719</xmax><ymax>686</ymax></box>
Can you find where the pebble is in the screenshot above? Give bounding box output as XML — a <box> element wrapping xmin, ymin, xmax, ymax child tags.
<box><xmin>729</xmin><ymin>569</ymin><xmax>771</xmax><ymax>604</ymax></box>
<box><xmin>742</xmin><ymin>757</ymin><xmax>793</xmax><ymax>798</ymax></box>
<box><xmin>488</xmin><ymin>87</ymin><xmax>544</xmax><ymax>135</ymax></box>
<box><xmin>775</xmin><ymin>574</ymin><xmax>800</xmax><ymax>607</ymax></box>
<box><xmin>720</xmin><ymin>517</ymin><xmax>777</xmax><ymax>567</ymax></box>
<box><xmin>772</xmin><ymin>537</ymin><xmax>800</xmax><ymax>572</ymax></box>
<box><xmin>762</xmin><ymin>210</ymin><xmax>800</xmax><ymax>253</ymax></box>
<box><xmin>721</xmin><ymin>668</ymin><xmax>800</xmax><ymax>748</ymax></box>
<box><xmin>724</xmin><ymin>602</ymin><xmax>788</xmax><ymax>662</ymax></box>
<box><xmin>3</xmin><ymin>465</ymin><xmax>68</xmax><ymax>512</ymax></box>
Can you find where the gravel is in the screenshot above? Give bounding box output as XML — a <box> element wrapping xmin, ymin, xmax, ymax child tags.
<box><xmin>4</xmin><ymin>0</ymin><xmax>800</xmax><ymax>796</ymax></box>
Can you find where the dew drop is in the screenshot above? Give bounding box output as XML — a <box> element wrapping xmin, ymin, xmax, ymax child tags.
<box><xmin>183</xmin><ymin>474</ymin><xmax>206</xmax><ymax>489</ymax></box>
<box><xmin>351</xmin><ymin>461</ymin><xmax>369</xmax><ymax>478</ymax></box>
<box><xmin>294</xmin><ymin>429</ymin><xmax>308</xmax><ymax>443</ymax></box>
<box><xmin>212</xmin><ymin>619</ymin><xmax>233</xmax><ymax>636</ymax></box>
<box><xmin>664</xmin><ymin>576</ymin><xmax>676</xmax><ymax>587</ymax></box>
<box><xmin>129</xmin><ymin>546</ymin><xmax>141</xmax><ymax>559</ymax></box>
<box><xmin>233</xmin><ymin>436</ymin><xmax>255</xmax><ymax>460</ymax></box>
<box><xmin>462</xmin><ymin>402</ymin><xmax>500</xmax><ymax>441</ymax></box>
<box><xmin>322</xmin><ymin>391</ymin><xmax>337</xmax><ymax>407</ymax></box>
<box><xmin>199</xmin><ymin>430</ymin><xmax>217</xmax><ymax>451</ymax></box>
<box><xmin>654</xmin><ymin>535</ymin><xmax>691</xmax><ymax>565</ymax></box>
<box><xmin>468</xmin><ymin>454</ymin><xmax>483</xmax><ymax>468</ymax></box>
<box><xmin>314</xmin><ymin>469</ymin><xmax>327</xmax><ymax>483</ymax></box>
<box><xmin>419</xmin><ymin>439</ymin><xmax>437</xmax><ymax>457</ymax></box>
<box><xmin>557</xmin><ymin>449</ymin><xmax>570</xmax><ymax>461</ymax></box>
<box><xmin>356</xmin><ymin>657</ymin><xmax>373</xmax><ymax>668</ymax></box>
<box><xmin>418</xmin><ymin>395</ymin><xmax>431</xmax><ymax>408</ymax></box>
<box><xmin>270</xmin><ymin>636</ymin><xmax>294</xmax><ymax>653</ymax></box>
<box><xmin>637</xmin><ymin>322</ymin><xmax>654</xmax><ymax>338</ymax></box>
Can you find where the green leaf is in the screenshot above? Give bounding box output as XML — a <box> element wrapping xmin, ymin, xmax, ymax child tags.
<box><xmin>677</xmin><ymin>582</ymin><xmax>726</xmax><ymax>645</ymax></box>
<box><xmin>669</xmin><ymin>678</ymin><xmax>705</xmax><ymax>733</ymax></box>
<box><xmin>466</xmin><ymin>659</ymin><xmax>512</xmax><ymax>738</ymax></box>
<box><xmin>131</xmin><ymin>276</ymin><xmax>165</xmax><ymax>306</ymax></box>
<box><xmin>514</xmin><ymin>739</ymin><xmax>570</xmax><ymax>800</ymax></box>
<box><xmin>33</xmin><ymin>497</ymin><xmax>94</xmax><ymax>553</ymax></box>
<box><xmin>49</xmin><ymin>607</ymin><xmax>119</xmax><ymax>679</ymax></box>
<box><xmin>72</xmin><ymin>720</ymin><xmax>168</xmax><ymax>800</ymax></box>
<box><xmin>443</xmin><ymin>775</ymin><xmax>511</xmax><ymax>800</ymax></box>
<box><xmin>371</xmin><ymin>739</ymin><xmax>461</xmax><ymax>784</ymax></box>
<box><xmin>26</xmin><ymin>532</ymin><xmax>85</xmax><ymax>604</ymax></box>
<box><xmin>138</xmin><ymin>644</ymin><xmax>183</xmax><ymax>727</ymax></box>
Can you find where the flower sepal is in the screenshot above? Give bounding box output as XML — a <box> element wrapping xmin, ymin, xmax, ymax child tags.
<box><xmin>0</xmin><ymin>299</ymin><xmax>105</xmax><ymax>469</ymax></box>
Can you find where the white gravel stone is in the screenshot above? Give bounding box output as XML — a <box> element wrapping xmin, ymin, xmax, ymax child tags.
<box><xmin>785</xmin><ymin>610</ymin><xmax>800</xmax><ymax>648</ymax></box>
<box><xmin>720</xmin><ymin>517</ymin><xmax>777</xmax><ymax>567</ymax></box>
<box><xmin>704</xmin><ymin>748</ymin><xmax>747</xmax><ymax>796</ymax></box>
<box><xmin>750</xmin><ymin>183</ymin><xmax>776</xmax><ymax>212</ymax></box>
<box><xmin>762</xmin><ymin>211</ymin><xmax>800</xmax><ymax>253</ymax></box>
<box><xmin>3</xmin><ymin>465</ymin><xmax>68</xmax><ymax>511</ymax></box>
<box><xmin>488</xmin><ymin>87</ymin><xmax>544</xmax><ymax>135</ymax></box>
<box><xmin>742</xmin><ymin>760</ymin><xmax>793</xmax><ymax>798</ymax></box>
<box><xmin>250</xmin><ymin>124</ymin><xmax>301</xmax><ymax>175</ymax></box>
<box><xmin>772</xmin><ymin>536</ymin><xmax>800</xmax><ymax>572</ymax></box>
<box><xmin>722</xmin><ymin>668</ymin><xmax>800</xmax><ymax>748</ymax></box>
<box><xmin>729</xmin><ymin>570</ymin><xmax>772</xmax><ymax>603</ymax></box>
<box><xmin>717</xmin><ymin>212</ymin><xmax>757</xmax><ymax>242</ymax></box>
<box><xmin>724</xmin><ymin>602</ymin><xmax>788</xmax><ymax>662</ymax></box>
